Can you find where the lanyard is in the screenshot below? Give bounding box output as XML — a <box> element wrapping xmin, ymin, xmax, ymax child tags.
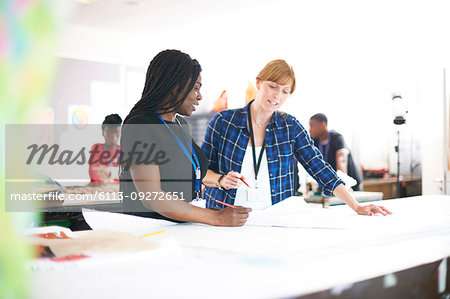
<box><xmin>318</xmin><ymin>141</ymin><xmax>330</xmax><ymax>161</ymax></box>
<box><xmin>156</xmin><ymin>114</ymin><xmax>201</xmax><ymax>199</ymax></box>
<box><xmin>247</xmin><ymin>103</ymin><xmax>268</xmax><ymax>182</ymax></box>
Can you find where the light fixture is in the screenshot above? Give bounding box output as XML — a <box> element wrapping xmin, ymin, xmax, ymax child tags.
<box><xmin>392</xmin><ymin>92</ymin><xmax>407</xmax><ymax>125</ymax></box>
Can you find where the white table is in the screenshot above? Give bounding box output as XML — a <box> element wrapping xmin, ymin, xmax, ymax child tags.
<box><xmin>31</xmin><ymin>195</ymin><xmax>450</xmax><ymax>299</ymax></box>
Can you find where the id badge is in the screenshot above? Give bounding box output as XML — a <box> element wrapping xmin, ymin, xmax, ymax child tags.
<box><xmin>191</xmin><ymin>199</ymin><xmax>206</xmax><ymax>208</ymax></box>
<box><xmin>247</xmin><ymin>187</ymin><xmax>266</xmax><ymax>202</ymax></box>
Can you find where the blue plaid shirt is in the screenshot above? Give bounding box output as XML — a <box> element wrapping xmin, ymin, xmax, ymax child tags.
<box><xmin>201</xmin><ymin>100</ymin><xmax>344</xmax><ymax>208</ymax></box>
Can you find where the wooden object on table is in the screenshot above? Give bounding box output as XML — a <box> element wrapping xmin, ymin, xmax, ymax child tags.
<box><xmin>363</xmin><ymin>176</ymin><xmax>422</xmax><ymax>200</ymax></box>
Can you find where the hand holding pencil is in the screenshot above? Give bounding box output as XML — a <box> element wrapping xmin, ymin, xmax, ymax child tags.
<box><xmin>214</xmin><ymin>206</ymin><xmax>252</xmax><ymax>227</ymax></box>
<box><xmin>219</xmin><ymin>171</ymin><xmax>249</xmax><ymax>190</ymax></box>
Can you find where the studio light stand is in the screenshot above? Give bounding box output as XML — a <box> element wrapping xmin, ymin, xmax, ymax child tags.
<box><xmin>392</xmin><ymin>93</ymin><xmax>407</xmax><ymax>198</ymax></box>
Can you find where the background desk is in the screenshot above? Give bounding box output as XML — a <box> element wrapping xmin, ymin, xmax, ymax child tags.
<box><xmin>40</xmin><ymin>184</ymin><xmax>121</xmax><ymax>229</ymax></box>
<box><xmin>363</xmin><ymin>176</ymin><xmax>422</xmax><ymax>199</ymax></box>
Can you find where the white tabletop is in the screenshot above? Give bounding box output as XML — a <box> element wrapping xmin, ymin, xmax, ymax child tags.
<box><xmin>31</xmin><ymin>195</ymin><xmax>450</xmax><ymax>299</ymax></box>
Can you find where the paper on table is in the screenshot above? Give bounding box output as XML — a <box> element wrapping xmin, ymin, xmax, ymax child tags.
<box><xmin>246</xmin><ymin>195</ymin><xmax>450</xmax><ymax>232</ymax></box>
<box><xmin>82</xmin><ymin>208</ymin><xmax>178</xmax><ymax>236</ymax></box>
<box><xmin>30</xmin><ymin>230</ymin><xmax>159</xmax><ymax>257</ymax></box>
<box><xmin>25</xmin><ymin>226</ymin><xmax>75</xmax><ymax>238</ymax></box>
<box><xmin>336</xmin><ymin>170</ymin><xmax>357</xmax><ymax>189</ymax></box>
<box><xmin>28</xmin><ymin>228</ymin><xmax>183</xmax><ymax>271</ymax></box>
<box><xmin>257</xmin><ymin>196</ymin><xmax>310</xmax><ymax>214</ymax></box>
<box><xmin>30</xmin><ymin>196</ymin><xmax>450</xmax><ymax>298</ymax></box>
<box><xmin>245</xmin><ymin>196</ymin><xmax>352</xmax><ymax>229</ymax></box>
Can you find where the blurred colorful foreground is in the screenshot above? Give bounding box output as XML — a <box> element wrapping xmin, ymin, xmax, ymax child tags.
<box><xmin>0</xmin><ymin>1</ymin><xmax>68</xmax><ymax>298</ymax></box>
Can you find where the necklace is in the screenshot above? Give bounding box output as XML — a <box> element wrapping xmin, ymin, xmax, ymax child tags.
<box><xmin>252</xmin><ymin>118</ymin><xmax>270</xmax><ymax>128</ymax></box>
<box><xmin>249</xmin><ymin>102</ymin><xmax>272</xmax><ymax>128</ymax></box>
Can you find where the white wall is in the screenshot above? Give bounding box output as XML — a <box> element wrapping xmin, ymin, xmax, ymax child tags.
<box><xmin>420</xmin><ymin>68</ymin><xmax>449</xmax><ymax>194</ymax></box>
<box><xmin>54</xmin><ymin>0</ymin><xmax>450</xmax><ymax>183</ymax></box>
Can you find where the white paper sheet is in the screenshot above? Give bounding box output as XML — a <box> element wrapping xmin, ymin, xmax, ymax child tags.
<box><xmin>245</xmin><ymin>196</ymin><xmax>350</xmax><ymax>229</ymax></box>
<box><xmin>82</xmin><ymin>208</ymin><xmax>178</xmax><ymax>236</ymax></box>
<box><xmin>31</xmin><ymin>196</ymin><xmax>450</xmax><ymax>299</ymax></box>
<box><xmin>25</xmin><ymin>226</ymin><xmax>75</xmax><ymax>238</ymax></box>
<box><xmin>246</xmin><ymin>195</ymin><xmax>450</xmax><ymax>231</ymax></box>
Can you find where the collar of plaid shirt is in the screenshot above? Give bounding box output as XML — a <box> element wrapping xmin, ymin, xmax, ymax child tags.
<box><xmin>233</xmin><ymin>100</ymin><xmax>282</xmax><ymax>129</ymax></box>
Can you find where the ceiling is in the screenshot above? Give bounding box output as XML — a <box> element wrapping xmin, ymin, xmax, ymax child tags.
<box><xmin>70</xmin><ymin>0</ymin><xmax>275</xmax><ymax>34</ymax></box>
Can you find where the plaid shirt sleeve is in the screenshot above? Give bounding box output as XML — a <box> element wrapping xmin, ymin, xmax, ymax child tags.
<box><xmin>201</xmin><ymin>110</ymin><xmax>249</xmax><ymax>208</ymax></box>
<box><xmin>291</xmin><ymin>117</ymin><xmax>344</xmax><ymax>196</ymax></box>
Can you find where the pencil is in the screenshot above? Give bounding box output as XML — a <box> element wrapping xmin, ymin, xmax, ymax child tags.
<box><xmin>212</xmin><ymin>198</ymin><xmax>237</xmax><ymax>208</ymax></box>
<box><xmin>141</xmin><ymin>230</ymin><xmax>165</xmax><ymax>238</ymax></box>
<box><xmin>239</xmin><ymin>177</ymin><xmax>250</xmax><ymax>188</ymax></box>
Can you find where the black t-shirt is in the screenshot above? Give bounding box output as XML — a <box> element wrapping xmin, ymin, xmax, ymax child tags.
<box><xmin>119</xmin><ymin>112</ymin><xmax>208</xmax><ymax>220</ymax></box>
<box><xmin>313</xmin><ymin>130</ymin><xmax>362</xmax><ymax>187</ymax></box>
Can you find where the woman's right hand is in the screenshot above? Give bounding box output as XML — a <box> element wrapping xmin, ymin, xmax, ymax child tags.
<box><xmin>220</xmin><ymin>171</ymin><xmax>245</xmax><ymax>190</ymax></box>
<box><xmin>214</xmin><ymin>206</ymin><xmax>252</xmax><ymax>226</ymax></box>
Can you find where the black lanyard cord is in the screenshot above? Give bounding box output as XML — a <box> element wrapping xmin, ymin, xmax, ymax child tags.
<box><xmin>247</xmin><ymin>103</ymin><xmax>268</xmax><ymax>181</ymax></box>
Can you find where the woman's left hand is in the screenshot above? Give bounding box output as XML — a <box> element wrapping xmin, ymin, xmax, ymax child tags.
<box><xmin>355</xmin><ymin>204</ymin><xmax>392</xmax><ymax>216</ymax></box>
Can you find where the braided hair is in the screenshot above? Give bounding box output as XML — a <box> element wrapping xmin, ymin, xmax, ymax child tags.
<box><xmin>102</xmin><ymin>113</ymin><xmax>122</xmax><ymax>132</ymax></box>
<box><xmin>124</xmin><ymin>49</ymin><xmax>202</xmax><ymax>124</ymax></box>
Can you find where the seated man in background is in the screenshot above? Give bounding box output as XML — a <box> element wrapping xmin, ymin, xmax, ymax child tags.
<box><xmin>309</xmin><ymin>113</ymin><xmax>363</xmax><ymax>191</ymax></box>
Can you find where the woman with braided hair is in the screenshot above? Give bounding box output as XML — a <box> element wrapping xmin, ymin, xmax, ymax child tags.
<box><xmin>120</xmin><ymin>49</ymin><xmax>251</xmax><ymax>226</ymax></box>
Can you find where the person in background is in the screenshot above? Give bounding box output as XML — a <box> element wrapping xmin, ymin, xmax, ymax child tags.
<box><xmin>309</xmin><ymin>113</ymin><xmax>363</xmax><ymax>191</ymax></box>
<box><xmin>88</xmin><ymin>114</ymin><xmax>122</xmax><ymax>184</ymax></box>
<box><xmin>202</xmin><ymin>59</ymin><xmax>389</xmax><ymax>216</ymax></box>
